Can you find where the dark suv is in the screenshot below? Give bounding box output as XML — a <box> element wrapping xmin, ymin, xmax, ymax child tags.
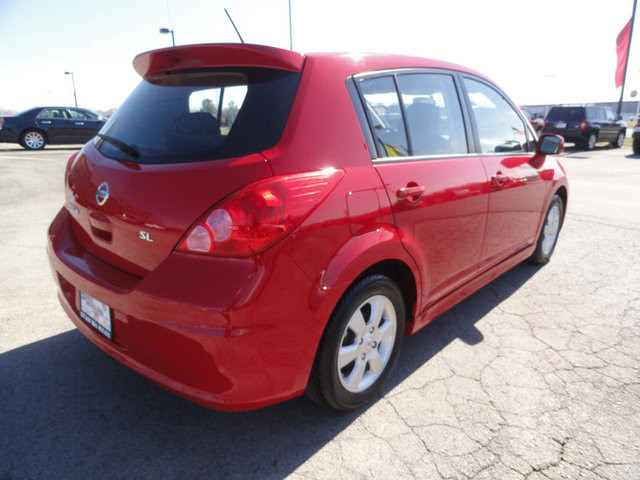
<box><xmin>543</xmin><ymin>106</ymin><xmax>626</xmax><ymax>150</ymax></box>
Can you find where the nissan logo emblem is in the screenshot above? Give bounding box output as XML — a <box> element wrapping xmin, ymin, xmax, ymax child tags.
<box><xmin>96</xmin><ymin>182</ymin><xmax>110</xmax><ymax>206</ymax></box>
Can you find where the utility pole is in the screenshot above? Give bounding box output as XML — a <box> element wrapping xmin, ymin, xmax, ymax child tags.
<box><xmin>618</xmin><ymin>0</ymin><xmax>638</xmax><ymax>117</ymax></box>
<box><xmin>288</xmin><ymin>0</ymin><xmax>293</xmax><ymax>50</ymax></box>
<box><xmin>64</xmin><ymin>71</ymin><xmax>77</xmax><ymax>107</ymax></box>
<box><xmin>159</xmin><ymin>28</ymin><xmax>175</xmax><ymax>46</ymax></box>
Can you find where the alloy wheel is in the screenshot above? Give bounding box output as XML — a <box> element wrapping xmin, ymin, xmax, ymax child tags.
<box><xmin>337</xmin><ymin>294</ymin><xmax>397</xmax><ymax>393</ymax></box>
<box><xmin>541</xmin><ymin>203</ymin><xmax>561</xmax><ymax>256</ymax></box>
<box><xmin>24</xmin><ymin>131</ymin><xmax>44</xmax><ymax>149</ymax></box>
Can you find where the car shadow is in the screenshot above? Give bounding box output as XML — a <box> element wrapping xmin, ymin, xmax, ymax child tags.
<box><xmin>0</xmin><ymin>262</ymin><xmax>542</xmax><ymax>479</ymax></box>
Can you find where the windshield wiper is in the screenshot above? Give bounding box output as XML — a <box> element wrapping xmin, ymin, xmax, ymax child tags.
<box><xmin>97</xmin><ymin>134</ymin><xmax>140</xmax><ymax>159</ymax></box>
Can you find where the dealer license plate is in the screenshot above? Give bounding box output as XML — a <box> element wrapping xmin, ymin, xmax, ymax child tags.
<box><xmin>79</xmin><ymin>291</ymin><xmax>113</xmax><ymax>339</ymax></box>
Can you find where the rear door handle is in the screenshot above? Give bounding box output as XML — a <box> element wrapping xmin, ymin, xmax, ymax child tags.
<box><xmin>40</xmin><ymin>120</ymin><xmax>52</xmax><ymax>124</ymax></box>
<box><xmin>397</xmin><ymin>185</ymin><xmax>425</xmax><ymax>199</ymax></box>
<box><xmin>74</xmin><ymin>122</ymin><xmax>85</xmax><ymax>126</ymax></box>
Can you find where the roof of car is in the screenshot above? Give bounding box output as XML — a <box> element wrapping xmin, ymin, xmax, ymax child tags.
<box><xmin>133</xmin><ymin>43</ymin><xmax>491</xmax><ymax>84</ymax></box>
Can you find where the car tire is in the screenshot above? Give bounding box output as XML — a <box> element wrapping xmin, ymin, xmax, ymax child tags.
<box><xmin>633</xmin><ymin>137</ymin><xmax>640</xmax><ymax>155</ymax></box>
<box><xmin>611</xmin><ymin>131</ymin><xmax>625</xmax><ymax>148</ymax></box>
<box><xmin>529</xmin><ymin>194</ymin><xmax>564</xmax><ymax>265</ymax></box>
<box><xmin>585</xmin><ymin>133</ymin><xmax>597</xmax><ymax>150</ymax></box>
<box><xmin>20</xmin><ymin>129</ymin><xmax>46</xmax><ymax>150</ymax></box>
<box><xmin>307</xmin><ymin>274</ymin><xmax>405</xmax><ymax>411</ymax></box>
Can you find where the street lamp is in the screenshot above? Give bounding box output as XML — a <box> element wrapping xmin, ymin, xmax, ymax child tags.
<box><xmin>159</xmin><ymin>27</ymin><xmax>175</xmax><ymax>47</ymax></box>
<box><xmin>64</xmin><ymin>71</ymin><xmax>77</xmax><ymax>107</ymax></box>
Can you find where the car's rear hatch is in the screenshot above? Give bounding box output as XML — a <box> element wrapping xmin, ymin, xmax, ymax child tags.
<box><xmin>546</xmin><ymin>107</ymin><xmax>585</xmax><ymax>131</ymax></box>
<box><xmin>65</xmin><ymin>44</ymin><xmax>304</xmax><ymax>277</ymax></box>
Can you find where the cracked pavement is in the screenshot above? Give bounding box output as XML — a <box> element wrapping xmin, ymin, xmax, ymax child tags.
<box><xmin>1</xmin><ymin>144</ymin><xmax>639</xmax><ymax>479</ymax></box>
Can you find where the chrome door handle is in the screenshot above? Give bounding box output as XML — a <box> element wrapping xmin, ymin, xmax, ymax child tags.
<box><xmin>492</xmin><ymin>172</ymin><xmax>507</xmax><ymax>188</ymax></box>
<box><xmin>40</xmin><ymin>120</ymin><xmax>52</xmax><ymax>124</ymax></box>
<box><xmin>74</xmin><ymin>122</ymin><xmax>85</xmax><ymax>125</ymax></box>
<box><xmin>397</xmin><ymin>185</ymin><xmax>425</xmax><ymax>199</ymax></box>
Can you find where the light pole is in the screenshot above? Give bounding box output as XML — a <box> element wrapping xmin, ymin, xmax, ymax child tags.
<box><xmin>159</xmin><ymin>27</ymin><xmax>175</xmax><ymax>47</ymax></box>
<box><xmin>64</xmin><ymin>71</ymin><xmax>77</xmax><ymax>107</ymax></box>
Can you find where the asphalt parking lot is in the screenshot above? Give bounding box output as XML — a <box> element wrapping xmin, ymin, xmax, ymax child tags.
<box><xmin>1</xmin><ymin>142</ymin><xmax>639</xmax><ymax>480</ymax></box>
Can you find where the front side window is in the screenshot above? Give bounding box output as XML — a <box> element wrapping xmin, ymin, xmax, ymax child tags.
<box><xmin>96</xmin><ymin>67</ymin><xmax>299</xmax><ymax>164</ymax></box>
<box><xmin>68</xmin><ymin>109</ymin><xmax>98</xmax><ymax>121</ymax></box>
<box><xmin>397</xmin><ymin>73</ymin><xmax>467</xmax><ymax>156</ymax></box>
<box><xmin>357</xmin><ymin>76</ymin><xmax>409</xmax><ymax>157</ymax></box>
<box><xmin>463</xmin><ymin>78</ymin><xmax>527</xmax><ymax>153</ymax></box>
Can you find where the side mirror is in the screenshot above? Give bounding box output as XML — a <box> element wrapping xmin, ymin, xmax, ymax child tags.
<box><xmin>536</xmin><ymin>133</ymin><xmax>564</xmax><ymax>156</ymax></box>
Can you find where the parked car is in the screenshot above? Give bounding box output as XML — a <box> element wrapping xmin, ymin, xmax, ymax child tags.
<box><xmin>520</xmin><ymin>106</ymin><xmax>544</xmax><ymax>136</ymax></box>
<box><xmin>0</xmin><ymin>107</ymin><xmax>106</xmax><ymax>150</ymax></box>
<box><xmin>542</xmin><ymin>105</ymin><xmax>626</xmax><ymax>150</ymax></box>
<box><xmin>47</xmin><ymin>43</ymin><xmax>568</xmax><ymax>411</ymax></box>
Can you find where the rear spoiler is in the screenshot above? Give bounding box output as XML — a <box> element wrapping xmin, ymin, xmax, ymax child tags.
<box><xmin>133</xmin><ymin>43</ymin><xmax>305</xmax><ymax>79</ymax></box>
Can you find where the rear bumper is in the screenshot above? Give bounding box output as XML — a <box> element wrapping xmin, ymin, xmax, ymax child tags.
<box><xmin>47</xmin><ymin>207</ymin><xmax>321</xmax><ymax>411</ymax></box>
<box><xmin>0</xmin><ymin>129</ymin><xmax>19</xmax><ymax>143</ymax></box>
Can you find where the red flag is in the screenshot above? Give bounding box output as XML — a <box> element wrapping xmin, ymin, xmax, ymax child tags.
<box><xmin>616</xmin><ymin>19</ymin><xmax>632</xmax><ymax>88</ymax></box>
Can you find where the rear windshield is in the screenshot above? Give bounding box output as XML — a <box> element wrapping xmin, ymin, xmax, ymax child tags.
<box><xmin>96</xmin><ymin>67</ymin><xmax>300</xmax><ymax>164</ymax></box>
<box><xmin>546</xmin><ymin>107</ymin><xmax>584</xmax><ymax>122</ymax></box>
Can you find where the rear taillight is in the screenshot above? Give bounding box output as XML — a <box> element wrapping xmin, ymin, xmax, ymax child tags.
<box><xmin>178</xmin><ymin>168</ymin><xmax>344</xmax><ymax>257</ymax></box>
<box><xmin>0</xmin><ymin>117</ymin><xmax>4</xmax><ymax>129</ymax></box>
<box><xmin>579</xmin><ymin>120</ymin><xmax>588</xmax><ymax>130</ymax></box>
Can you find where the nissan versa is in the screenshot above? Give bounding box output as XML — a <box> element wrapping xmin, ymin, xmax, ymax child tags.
<box><xmin>47</xmin><ymin>43</ymin><xmax>568</xmax><ymax>411</ymax></box>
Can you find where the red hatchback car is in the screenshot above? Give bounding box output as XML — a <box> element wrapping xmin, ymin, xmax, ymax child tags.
<box><xmin>47</xmin><ymin>43</ymin><xmax>568</xmax><ymax>411</ymax></box>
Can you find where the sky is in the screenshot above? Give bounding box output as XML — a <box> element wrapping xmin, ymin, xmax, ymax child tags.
<box><xmin>0</xmin><ymin>0</ymin><xmax>638</xmax><ymax>113</ymax></box>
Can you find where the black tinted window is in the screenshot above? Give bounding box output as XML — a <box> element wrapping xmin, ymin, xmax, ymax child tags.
<box><xmin>547</xmin><ymin>107</ymin><xmax>585</xmax><ymax>122</ymax></box>
<box><xmin>96</xmin><ymin>67</ymin><xmax>300</xmax><ymax>164</ymax></box>
<box><xmin>397</xmin><ymin>73</ymin><xmax>467</xmax><ymax>156</ymax></box>
<box><xmin>358</xmin><ymin>76</ymin><xmax>409</xmax><ymax>157</ymax></box>
<box><xmin>463</xmin><ymin>78</ymin><xmax>527</xmax><ymax>153</ymax></box>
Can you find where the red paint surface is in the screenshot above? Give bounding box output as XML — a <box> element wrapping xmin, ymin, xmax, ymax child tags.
<box><xmin>48</xmin><ymin>44</ymin><xmax>568</xmax><ymax>410</ymax></box>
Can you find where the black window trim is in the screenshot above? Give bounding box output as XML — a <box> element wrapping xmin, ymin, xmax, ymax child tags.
<box><xmin>353</xmin><ymin>71</ymin><xmax>410</xmax><ymax>158</ymax></box>
<box><xmin>351</xmin><ymin>67</ymin><xmax>515</xmax><ymax>164</ymax></box>
<box><xmin>346</xmin><ymin>78</ymin><xmax>377</xmax><ymax>159</ymax></box>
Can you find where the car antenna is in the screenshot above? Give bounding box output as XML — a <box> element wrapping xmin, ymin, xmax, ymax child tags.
<box><xmin>224</xmin><ymin>8</ymin><xmax>245</xmax><ymax>43</ymax></box>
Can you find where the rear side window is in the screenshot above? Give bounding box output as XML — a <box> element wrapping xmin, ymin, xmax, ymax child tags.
<box><xmin>37</xmin><ymin>109</ymin><xmax>68</xmax><ymax>120</ymax></box>
<box><xmin>357</xmin><ymin>76</ymin><xmax>409</xmax><ymax>157</ymax></box>
<box><xmin>463</xmin><ymin>78</ymin><xmax>527</xmax><ymax>153</ymax></box>
<box><xmin>96</xmin><ymin>67</ymin><xmax>300</xmax><ymax>164</ymax></box>
<box><xmin>397</xmin><ymin>73</ymin><xmax>468</xmax><ymax>156</ymax></box>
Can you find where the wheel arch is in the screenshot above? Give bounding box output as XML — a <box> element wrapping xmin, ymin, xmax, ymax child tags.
<box><xmin>349</xmin><ymin>259</ymin><xmax>417</xmax><ymax>328</ymax></box>
<box><xmin>312</xmin><ymin>228</ymin><xmax>421</xmax><ymax>331</ymax></box>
